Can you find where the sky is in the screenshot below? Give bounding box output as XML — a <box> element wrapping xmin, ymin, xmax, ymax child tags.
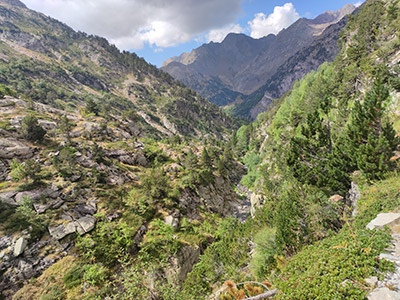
<box><xmin>22</xmin><ymin>0</ymin><xmax>364</xmax><ymax>67</ymax></box>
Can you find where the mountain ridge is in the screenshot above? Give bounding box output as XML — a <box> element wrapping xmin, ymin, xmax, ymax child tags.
<box><xmin>162</xmin><ymin>4</ymin><xmax>356</xmax><ymax>117</ymax></box>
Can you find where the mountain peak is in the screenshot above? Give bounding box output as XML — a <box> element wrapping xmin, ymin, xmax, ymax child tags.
<box><xmin>312</xmin><ymin>4</ymin><xmax>355</xmax><ymax>25</ymax></box>
<box><xmin>0</xmin><ymin>0</ymin><xmax>27</xmax><ymax>8</ymax></box>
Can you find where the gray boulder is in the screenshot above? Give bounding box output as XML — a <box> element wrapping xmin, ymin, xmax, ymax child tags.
<box><xmin>368</xmin><ymin>287</ymin><xmax>400</xmax><ymax>300</ymax></box>
<box><xmin>48</xmin><ymin>223</ymin><xmax>76</xmax><ymax>240</ymax></box>
<box><xmin>0</xmin><ymin>138</ymin><xmax>33</xmax><ymax>159</ymax></box>
<box><xmin>75</xmin><ymin>215</ymin><xmax>96</xmax><ymax>235</ymax></box>
<box><xmin>366</xmin><ymin>213</ymin><xmax>400</xmax><ymax>231</ymax></box>
<box><xmin>15</xmin><ymin>190</ymin><xmax>42</xmax><ymax>204</ymax></box>
<box><xmin>365</xmin><ymin>276</ymin><xmax>378</xmax><ymax>288</ymax></box>
<box><xmin>38</xmin><ymin>120</ymin><xmax>57</xmax><ymax>131</ymax></box>
<box><xmin>0</xmin><ymin>159</ymin><xmax>8</xmax><ymax>181</ymax></box>
<box><xmin>165</xmin><ymin>215</ymin><xmax>179</xmax><ymax>230</ymax></box>
<box><xmin>0</xmin><ymin>191</ymin><xmax>18</xmax><ymax>206</ymax></box>
<box><xmin>13</xmin><ymin>237</ymin><xmax>27</xmax><ymax>257</ymax></box>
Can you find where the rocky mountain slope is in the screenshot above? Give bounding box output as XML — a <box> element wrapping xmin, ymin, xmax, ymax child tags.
<box><xmin>0</xmin><ymin>0</ymin><xmax>238</xmax><ymax>139</ymax></box>
<box><xmin>162</xmin><ymin>4</ymin><xmax>355</xmax><ymax>118</ymax></box>
<box><xmin>2</xmin><ymin>0</ymin><xmax>400</xmax><ymax>299</ymax></box>
<box><xmin>0</xmin><ymin>95</ymin><xmax>247</xmax><ymax>299</ymax></box>
<box><xmin>0</xmin><ymin>1</ymin><xmax>248</xmax><ymax>299</ymax></box>
<box><xmin>232</xmin><ymin>15</ymin><xmax>355</xmax><ymax>119</ymax></box>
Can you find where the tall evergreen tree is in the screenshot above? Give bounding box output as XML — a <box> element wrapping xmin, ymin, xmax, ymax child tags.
<box><xmin>58</xmin><ymin>114</ymin><xmax>73</xmax><ymax>144</ymax></box>
<box><xmin>345</xmin><ymin>80</ymin><xmax>399</xmax><ymax>180</ymax></box>
<box><xmin>201</xmin><ymin>147</ymin><xmax>212</xmax><ymax>169</ymax></box>
<box><xmin>287</xmin><ymin>102</ymin><xmax>350</xmax><ymax>194</ymax></box>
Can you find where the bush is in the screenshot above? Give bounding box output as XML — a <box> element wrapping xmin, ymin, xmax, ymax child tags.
<box><xmin>249</xmin><ymin>227</ymin><xmax>277</xmax><ymax>279</ymax></box>
<box><xmin>275</xmin><ymin>226</ymin><xmax>393</xmax><ymax>300</ymax></box>
<box><xmin>21</xmin><ymin>114</ymin><xmax>46</xmax><ymax>142</ymax></box>
<box><xmin>63</xmin><ymin>265</ymin><xmax>84</xmax><ymax>289</ymax></box>
<box><xmin>82</xmin><ymin>264</ymin><xmax>108</xmax><ymax>286</ymax></box>
<box><xmin>39</xmin><ymin>285</ymin><xmax>65</xmax><ymax>300</ymax></box>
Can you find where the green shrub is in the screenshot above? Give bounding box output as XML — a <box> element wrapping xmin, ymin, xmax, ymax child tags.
<box><xmin>275</xmin><ymin>226</ymin><xmax>393</xmax><ymax>300</ymax></box>
<box><xmin>82</xmin><ymin>264</ymin><xmax>108</xmax><ymax>286</ymax></box>
<box><xmin>63</xmin><ymin>265</ymin><xmax>84</xmax><ymax>289</ymax></box>
<box><xmin>21</xmin><ymin>114</ymin><xmax>46</xmax><ymax>142</ymax></box>
<box><xmin>249</xmin><ymin>227</ymin><xmax>276</xmax><ymax>279</ymax></box>
<box><xmin>39</xmin><ymin>285</ymin><xmax>65</xmax><ymax>300</ymax></box>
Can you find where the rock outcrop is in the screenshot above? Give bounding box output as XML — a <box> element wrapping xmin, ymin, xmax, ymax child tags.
<box><xmin>367</xmin><ymin>213</ymin><xmax>400</xmax><ymax>299</ymax></box>
<box><xmin>366</xmin><ymin>213</ymin><xmax>400</xmax><ymax>231</ymax></box>
<box><xmin>0</xmin><ymin>139</ymin><xmax>33</xmax><ymax>159</ymax></box>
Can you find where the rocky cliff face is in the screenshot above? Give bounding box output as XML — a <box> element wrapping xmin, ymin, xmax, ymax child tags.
<box><xmin>241</xmin><ymin>15</ymin><xmax>352</xmax><ymax>119</ymax></box>
<box><xmin>162</xmin><ymin>4</ymin><xmax>355</xmax><ymax>118</ymax></box>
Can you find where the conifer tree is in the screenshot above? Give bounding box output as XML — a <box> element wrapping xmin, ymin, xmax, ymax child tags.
<box><xmin>287</xmin><ymin>104</ymin><xmax>350</xmax><ymax>194</ymax></box>
<box><xmin>345</xmin><ymin>80</ymin><xmax>399</xmax><ymax>180</ymax></box>
<box><xmin>85</xmin><ymin>97</ymin><xmax>99</xmax><ymax>115</ymax></box>
<box><xmin>201</xmin><ymin>147</ymin><xmax>212</xmax><ymax>170</ymax></box>
<box><xmin>58</xmin><ymin>114</ymin><xmax>73</xmax><ymax>144</ymax></box>
<box><xmin>185</xmin><ymin>149</ymin><xmax>197</xmax><ymax>169</ymax></box>
<box><xmin>21</xmin><ymin>114</ymin><xmax>46</xmax><ymax>142</ymax></box>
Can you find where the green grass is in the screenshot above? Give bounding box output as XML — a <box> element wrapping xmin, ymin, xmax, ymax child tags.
<box><xmin>355</xmin><ymin>174</ymin><xmax>400</xmax><ymax>228</ymax></box>
<box><xmin>275</xmin><ymin>225</ymin><xmax>393</xmax><ymax>300</ymax></box>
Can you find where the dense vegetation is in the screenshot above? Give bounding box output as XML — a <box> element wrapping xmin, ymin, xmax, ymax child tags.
<box><xmin>2</xmin><ymin>0</ymin><xmax>400</xmax><ymax>299</ymax></box>
<box><xmin>183</xmin><ymin>0</ymin><xmax>400</xmax><ymax>298</ymax></box>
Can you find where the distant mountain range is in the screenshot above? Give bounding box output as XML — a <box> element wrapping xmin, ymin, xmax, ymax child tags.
<box><xmin>162</xmin><ymin>4</ymin><xmax>356</xmax><ymax>119</ymax></box>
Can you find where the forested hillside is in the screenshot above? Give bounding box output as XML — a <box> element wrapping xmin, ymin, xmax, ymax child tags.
<box><xmin>182</xmin><ymin>0</ymin><xmax>400</xmax><ymax>299</ymax></box>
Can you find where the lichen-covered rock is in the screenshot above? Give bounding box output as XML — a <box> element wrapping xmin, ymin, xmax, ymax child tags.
<box><xmin>48</xmin><ymin>224</ymin><xmax>76</xmax><ymax>240</ymax></box>
<box><xmin>368</xmin><ymin>287</ymin><xmax>400</xmax><ymax>300</ymax></box>
<box><xmin>165</xmin><ymin>215</ymin><xmax>179</xmax><ymax>230</ymax></box>
<box><xmin>15</xmin><ymin>190</ymin><xmax>43</xmax><ymax>204</ymax></box>
<box><xmin>0</xmin><ymin>191</ymin><xmax>18</xmax><ymax>206</ymax></box>
<box><xmin>0</xmin><ymin>138</ymin><xmax>33</xmax><ymax>159</ymax></box>
<box><xmin>75</xmin><ymin>215</ymin><xmax>96</xmax><ymax>235</ymax></box>
<box><xmin>13</xmin><ymin>237</ymin><xmax>27</xmax><ymax>257</ymax></box>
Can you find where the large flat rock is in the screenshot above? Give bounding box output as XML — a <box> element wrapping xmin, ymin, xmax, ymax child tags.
<box><xmin>0</xmin><ymin>191</ymin><xmax>18</xmax><ymax>206</ymax></box>
<box><xmin>0</xmin><ymin>138</ymin><xmax>33</xmax><ymax>159</ymax></box>
<box><xmin>366</xmin><ymin>213</ymin><xmax>400</xmax><ymax>231</ymax></box>
<box><xmin>368</xmin><ymin>287</ymin><xmax>400</xmax><ymax>300</ymax></box>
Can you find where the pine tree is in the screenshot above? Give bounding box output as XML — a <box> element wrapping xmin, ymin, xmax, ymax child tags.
<box><xmin>21</xmin><ymin>114</ymin><xmax>46</xmax><ymax>142</ymax></box>
<box><xmin>201</xmin><ymin>147</ymin><xmax>212</xmax><ymax>169</ymax></box>
<box><xmin>58</xmin><ymin>114</ymin><xmax>73</xmax><ymax>144</ymax></box>
<box><xmin>345</xmin><ymin>80</ymin><xmax>399</xmax><ymax>180</ymax></box>
<box><xmin>85</xmin><ymin>97</ymin><xmax>99</xmax><ymax>115</ymax></box>
<box><xmin>22</xmin><ymin>159</ymin><xmax>43</xmax><ymax>184</ymax></box>
<box><xmin>185</xmin><ymin>149</ymin><xmax>197</xmax><ymax>169</ymax></box>
<box><xmin>287</xmin><ymin>106</ymin><xmax>350</xmax><ymax>194</ymax></box>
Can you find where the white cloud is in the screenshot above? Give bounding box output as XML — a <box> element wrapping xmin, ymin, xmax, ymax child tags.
<box><xmin>248</xmin><ymin>3</ymin><xmax>300</xmax><ymax>39</ymax></box>
<box><xmin>22</xmin><ymin>0</ymin><xmax>242</xmax><ymax>50</ymax></box>
<box><xmin>206</xmin><ymin>24</ymin><xmax>244</xmax><ymax>43</ymax></box>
